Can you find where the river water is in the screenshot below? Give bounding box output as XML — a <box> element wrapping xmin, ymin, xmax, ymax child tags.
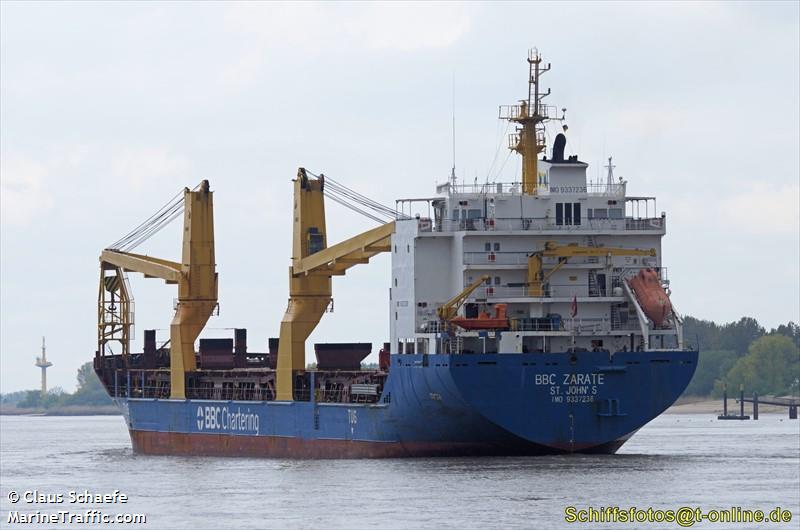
<box><xmin>1</xmin><ymin>414</ymin><xmax>798</xmax><ymax>529</ymax></box>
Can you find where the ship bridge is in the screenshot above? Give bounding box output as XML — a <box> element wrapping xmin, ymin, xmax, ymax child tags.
<box><xmin>399</xmin><ymin>168</ymin><xmax>664</xmax><ymax>237</ymax></box>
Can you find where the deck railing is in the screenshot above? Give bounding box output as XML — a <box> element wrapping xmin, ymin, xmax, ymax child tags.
<box><xmin>435</xmin><ymin>181</ymin><xmax>627</xmax><ymax>197</ymax></box>
<box><xmin>464</xmin><ymin>252</ymin><xmax>660</xmax><ymax>268</ymax></box>
<box><xmin>476</xmin><ymin>284</ymin><xmax>619</xmax><ymax>299</ymax></box>
<box><xmin>102</xmin><ymin>367</ymin><xmax>383</xmax><ymax>404</ymax></box>
<box><xmin>435</xmin><ymin>216</ymin><xmax>664</xmax><ymax>233</ymax></box>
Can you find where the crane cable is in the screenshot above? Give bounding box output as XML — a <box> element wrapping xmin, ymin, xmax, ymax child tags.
<box><xmin>305</xmin><ymin>170</ymin><xmax>410</xmax><ymax>223</ymax></box>
<box><xmin>324</xmin><ymin>193</ymin><xmax>386</xmax><ymax>224</ymax></box>
<box><xmin>109</xmin><ymin>173</ymin><xmax>403</xmax><ymax>252</ymax></box>
<box><xmin>108</xmin><ymin>183</ymin><xmax>202</xmax><ymax>252</ymax></box>
<box><xmin>325</xmin><ymin>179</ymin><xmax>399</xmax><ymax>220</ymax></box>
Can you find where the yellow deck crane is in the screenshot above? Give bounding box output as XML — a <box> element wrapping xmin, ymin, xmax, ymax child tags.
<box><xmin>527</xmin><ymin>241</ymin><xmax>656</xmax><ymax>296</ymax></box>
<box><xmin>436</xmin><ymin>275</ymin><xmax>491</xmax><ymax>323</ymax></box>
<box><xmin>276</xmin><ymin>169</ymin><xmax>395</xmax><ymax>401</ymax></box>
<box><xmin>98</xmin><ymin>180</ymin><xmax>217</xmax><ymax>399</ymax></box>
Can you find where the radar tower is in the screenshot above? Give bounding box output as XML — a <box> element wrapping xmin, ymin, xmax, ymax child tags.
<box><xmin>34</xmin><ymin>336</ymin><xmax>52</xmax><ymax>398</ymax></box>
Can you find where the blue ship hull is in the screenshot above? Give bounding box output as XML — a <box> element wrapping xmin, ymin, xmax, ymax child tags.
<box><xmin>119</xmin><ymin>350</ymin><xmax>697</xmax><ymax>458</ymax></box>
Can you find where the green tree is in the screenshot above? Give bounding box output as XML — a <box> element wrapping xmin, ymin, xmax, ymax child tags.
<box><xmin>17</xmin><ymin>390</ymin><xmax>43</xmax><ymax>408</ymax></box>
<box><xmin>75</xmin><ymin>362</ymin><xmax>96</xmax><ymax>392</ymax></box>
<box><xmin>1</xmin><ymin>390</ymin><xmax>29</xmax><ymax>405</ymax></box>
<box><xmin>65</xmin><ymin>362</ymin><xmax>111</xmax><ymax>406</ymax></box>
<box><xmin>771</xmin><ymin>321</ymin><xmax>800</xmax><ymax>347</ymax></box>
<box><xmin>683</xmin><ymin>350</ymin><xmax>737</xmax><ymax>396</ymax></box>
<box><xmin>683</xmin><ymin>315</ymin><xmax>767</xmax><ymax>356</ymax></box>
<box><xmin>719</xmin><ymin>317</ymin><xmax>765</xmax><ymax>356</ymax></box>
<box><xmin>17</xmin><ymin>387</ymin><xmax>67</xmax><ymax>409</ymax></box>
<box><xmin>714</xmin><ymin>335</ymin><xmax>800</xmax><ymax>397</ymax></box>
<box><xmin>683</xmin><ymin>316</ymin><xmax>722</xmax><ymax>351</ymax></box>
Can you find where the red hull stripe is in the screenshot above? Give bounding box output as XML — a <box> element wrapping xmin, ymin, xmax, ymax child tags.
<box><xmin>129</xmin><ymin>430</ymin><xmax>625</xmax><ymax>458</ymax></box>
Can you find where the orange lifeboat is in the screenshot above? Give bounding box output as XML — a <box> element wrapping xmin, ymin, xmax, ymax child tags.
<box><xmin>451</xmin><ymin>304</ymin><xmax>510</xmax><ymax>330</ymax></box>
<box><xmin>627</xmin><ymin>269</ymin><xmax>672</xmax><ymax>327</ymax></box>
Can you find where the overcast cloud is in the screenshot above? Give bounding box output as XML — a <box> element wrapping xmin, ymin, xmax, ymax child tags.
<box><xmin>1</xmin><ymin>1</ymin><xmax>798</xmax><ymax>393</ymax></box>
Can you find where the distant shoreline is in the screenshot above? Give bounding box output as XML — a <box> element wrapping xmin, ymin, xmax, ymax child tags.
<box><xmin>664</xmin><ymin>397</ymin><xmax>790</xmax><ymax>415</ymax></box>
<box><xmin>0</xmin><ymin>399</ymin><xmax>791</xmax><ymax>417</ymax></box>
<box><xmin>0</xmin><ymin>405</ymin><xmax>120</xmax><ymax>416</ymax></box>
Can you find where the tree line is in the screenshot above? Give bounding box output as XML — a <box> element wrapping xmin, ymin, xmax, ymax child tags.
<box><xmin>683</xmin><ymin>317</ymin><xmax>799</xmax><ymax>397</ymax></box>
<box><xmin>2</xmin><ymin>362</ymin><xmax>111</xmax><ymax>409</ymax></box>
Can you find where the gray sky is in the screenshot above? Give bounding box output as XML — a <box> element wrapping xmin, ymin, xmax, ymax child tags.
<box><xmin>2</xmin><ymin>1</ymin><xmax>798</xmax><ymax>394</ymax></box>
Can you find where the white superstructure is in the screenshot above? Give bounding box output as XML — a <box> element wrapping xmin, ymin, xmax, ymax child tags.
<box><xmin>389</xmin><ymin>50</ymin><xmax>683</xmax><ymax>357</ymax></box>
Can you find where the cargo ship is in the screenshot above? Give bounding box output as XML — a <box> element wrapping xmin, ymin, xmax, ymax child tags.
<box><xmin>94</xmin><ymin>50</ymin><xmax>697</xmax><ymax>458</ymax></box>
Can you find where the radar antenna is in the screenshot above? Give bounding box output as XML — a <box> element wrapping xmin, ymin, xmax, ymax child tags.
<box><xmin>605</xmin><ymin>156</ymin><xmax>616</xmax><ymax>193</ymax></box>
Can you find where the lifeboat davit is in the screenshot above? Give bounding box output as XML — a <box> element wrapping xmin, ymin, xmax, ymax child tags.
<box><xmin>627</xmin><ymin>269</ymin><xmax>672</xmax><ymax>327</ymax></box>
<box><xmin>451</xmin><ymin>304</ymin><xmax>510</xmax><ymax>330</ymax></box>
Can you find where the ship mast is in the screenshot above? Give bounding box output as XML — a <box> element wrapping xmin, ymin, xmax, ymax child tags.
<box><xmin>605</xmin><ymin>156</ymin><xmax>616</xmax><ymax>193</ymax></box>
<box><xmin>499</xmin><ymin>48</ymin><xmax>564</xmax><ymax>195</ymax></box>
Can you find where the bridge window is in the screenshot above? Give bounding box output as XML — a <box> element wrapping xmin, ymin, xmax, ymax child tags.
<box><xmin>485</xmin><ymin>242</ymin><xmax>491</xmax><ymax>251</ymax></box>
<box><xmin>609</xmin><ymin>208</ymin><xmax>623</xmax><ymax>219</ymax></box>
<box><xmin>556</xmin><ymin>202</ymin><xmax>582</xmax><ymax>225</ymax></box>
<box><xmin>493</xmin><ymin>242</ymin><xmax>501</xmax><ymax>251</ymax></box>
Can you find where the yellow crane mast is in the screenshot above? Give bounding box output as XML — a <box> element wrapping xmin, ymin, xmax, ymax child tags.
<box><xmin>98</xmin><ymin>180</ymin><xmax>217</xmax><ymax>399</ymax></box>
<box><xmin>527</xmin><ymin>241</ymin><xmax>656</xmax><ymax>297</ymax></box>
<box><xmin>436</xmin><ymin>275</ymin><xmax>491</xmax><ymax>323</ymax></box>
<box><xmin>276</xmin><ymin>169</ymin><xmax>394</xmax><ymax>401</ymax></box>
<box><xmin>500</xmin><ymin>48</ymin><xmax>564</xmax><ymax>196</ymax></box>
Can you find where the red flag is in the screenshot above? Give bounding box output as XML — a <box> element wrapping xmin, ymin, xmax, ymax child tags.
<box><xmin>571</xmin><ymin>295</ymin><xmax>578</xmax><ymax>318</ymax></box>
